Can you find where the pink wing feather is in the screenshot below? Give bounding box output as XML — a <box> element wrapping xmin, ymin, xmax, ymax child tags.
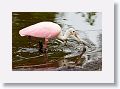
<box><xmin>19</xmin><ymin>22</ymin><xmax>61</xmax><ymax>39</ymax></box>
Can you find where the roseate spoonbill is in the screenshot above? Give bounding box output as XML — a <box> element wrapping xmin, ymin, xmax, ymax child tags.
<box><xmin>19</xmin><ymin>22</ymin><xmax>80</xmax><ymax>51</ymax></box>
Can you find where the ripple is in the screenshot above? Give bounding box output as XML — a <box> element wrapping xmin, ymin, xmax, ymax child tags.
<box><xmin>17</xmin><ymin>48</ymin><xmax>39</xmax><ymax>53</ymax></box>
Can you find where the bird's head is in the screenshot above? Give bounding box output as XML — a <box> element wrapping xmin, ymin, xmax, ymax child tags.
<box><xmin>67</xmin><ymin>27</ymin><xmax>80</xmax><ymax>43</ymax></box>
<box><xmin>57</xmin><ymin>27</ymin><xmax>81</xmax><ymax>44</ymax></box>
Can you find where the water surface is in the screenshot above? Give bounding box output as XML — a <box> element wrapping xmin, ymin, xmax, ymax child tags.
<box><xmin>12</xmin><ymin>12</ymin><xmax>102</xmax><ymax>71</ymax></box>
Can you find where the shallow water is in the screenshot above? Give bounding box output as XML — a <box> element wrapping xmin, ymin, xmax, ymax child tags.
<box><xmin>12</xmin><ymin>12</ymin><xmax>102</xmax><ymax>71</ymax></box>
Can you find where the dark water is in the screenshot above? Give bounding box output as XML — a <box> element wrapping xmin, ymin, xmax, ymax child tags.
<box><xmin>12</xmin><ymin>12</ymin><xmax>102</xmax><ymax>71</ymax></box>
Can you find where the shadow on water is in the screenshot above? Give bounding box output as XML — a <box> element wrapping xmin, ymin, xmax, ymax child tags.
<box><xmin>12</xmin><ymin>12</ymin><xmax>102</xmax><ymax>71</ymax></box>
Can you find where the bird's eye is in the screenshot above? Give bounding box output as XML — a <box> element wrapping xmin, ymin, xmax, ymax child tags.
<box><xmin>73</xmin><ymin>31</ymin><xmax>75</xmax><ymax>33</ymax></box>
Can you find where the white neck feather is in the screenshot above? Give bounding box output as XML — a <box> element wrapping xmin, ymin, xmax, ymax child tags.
<box><xmin>57</xmin><ymin>30</ymin><xmax>70</xmax><ymax>41</ymax></box>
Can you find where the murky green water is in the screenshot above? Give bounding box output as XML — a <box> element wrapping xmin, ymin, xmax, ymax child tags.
<box><xmin>12</xmin><ymin>12</ymin><xmax>102</xmax><ymax>71</ymax></box>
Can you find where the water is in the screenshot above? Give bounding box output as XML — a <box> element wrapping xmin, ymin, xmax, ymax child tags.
<box><xmin>12</xmin><ymin>12</ymin><xmax>102</xmax><ymax>71</ymax></box>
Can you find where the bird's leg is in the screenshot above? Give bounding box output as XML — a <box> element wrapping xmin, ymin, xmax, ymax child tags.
<box><xmin>43</xmin><ymin>38</ymin><xmax>48</xmax><ymax>51</ymax></box>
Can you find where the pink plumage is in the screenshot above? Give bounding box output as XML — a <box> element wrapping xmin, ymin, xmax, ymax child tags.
<box><xmin>19</xmin><ymin>22</ymin><xmax>61</xmax><ymax>39</ymax></box>
<box><xmin>19</xmin><ymin>21</ymin><xmax>80</xmax><ymax>50</ymax></box>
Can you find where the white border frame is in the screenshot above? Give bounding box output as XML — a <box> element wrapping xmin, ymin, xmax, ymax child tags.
<box><xmin>0</xmin><ymin>0</ymin><xmax>114</xmax><ymax>83</ymax></box>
